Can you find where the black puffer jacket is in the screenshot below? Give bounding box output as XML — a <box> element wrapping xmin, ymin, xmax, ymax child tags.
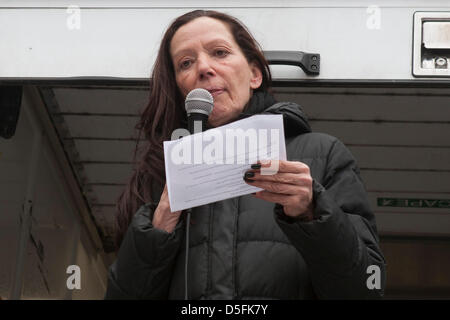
<box><xmin>105</xmin><ymin>91</ymin><xmax>386</xmax><ymax>299</ymax></box>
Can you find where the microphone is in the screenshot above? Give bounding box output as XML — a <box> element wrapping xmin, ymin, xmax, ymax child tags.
<box><xmin>183</xmin><ymin>88</ymin><xmax>213</xmax><ymax>300</ymax></box>
<box><xmin>185</xmin><ymin>88</ymin><xmax>214</xmax><ymax>134</ymax></box>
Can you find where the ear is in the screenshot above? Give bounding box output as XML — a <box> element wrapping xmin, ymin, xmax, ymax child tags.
<box><xmin>249</xmin><ymin>62</ymin><xmax>263</xmax><ymax>90</ymax></box>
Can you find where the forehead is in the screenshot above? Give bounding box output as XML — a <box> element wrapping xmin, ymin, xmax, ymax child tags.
<box><xmin>170</xmin><ymin>17</ymin><xmax>236</xmax><ymax>56</ymax></box>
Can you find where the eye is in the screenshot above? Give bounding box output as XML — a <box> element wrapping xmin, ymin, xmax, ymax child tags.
<box><xmin>215</xmin><ymin>49</ymin><xmax>229</xmax><ymax>57</ymax></box>
<box><xmin>180</xmin><ymin>59</ymin><xmax>192</xmax><ymax>70</ymax></box>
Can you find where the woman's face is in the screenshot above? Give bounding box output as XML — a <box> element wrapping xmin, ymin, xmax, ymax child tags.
<box><xmin>170</xmin><ymin>17</ymin><xmax>263</xmax><ymax>127</ymax></box>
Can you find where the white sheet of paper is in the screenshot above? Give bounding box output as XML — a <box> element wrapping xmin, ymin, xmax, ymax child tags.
<box><xmin>163</xmin><ymin>114</ymin><xmax>286</xmax><ymax>212</ymax></box>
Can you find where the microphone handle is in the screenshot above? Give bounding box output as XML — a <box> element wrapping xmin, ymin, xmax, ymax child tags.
<box><xmin>187</xmin><ymin>113</ymin><xmax>209</xmax><ymax>134</ymax></box>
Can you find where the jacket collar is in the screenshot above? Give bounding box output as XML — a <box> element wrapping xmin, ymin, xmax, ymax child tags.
<box><xmin>241</xmin><ymin>90</ymin><xmax>278</xmax><ymax>115</ymax></box>
<box><xmin>236</xmin><ymin>90</ymin><xmax>312</xmax><ymax>137</ymax></box>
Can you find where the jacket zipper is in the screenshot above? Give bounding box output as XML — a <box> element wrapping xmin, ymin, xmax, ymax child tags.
<box><xmin>206</xmin><ymin>203</ymin><xmax>214</xmax><ymax>297</ymax></box>
<box><xmin>232</xmin><ymin>197</ymin><xmax>239</xmax><ymax>299</ymax></box>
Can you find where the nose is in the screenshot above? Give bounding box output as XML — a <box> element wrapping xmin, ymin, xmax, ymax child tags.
<box><xmin>196</xmin><ymin>54</ymin><xmax>215</xmax><ymax>80</ymax></box>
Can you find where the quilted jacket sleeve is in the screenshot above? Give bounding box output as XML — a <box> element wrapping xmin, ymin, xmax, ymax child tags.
<box><xmin>104</xmin><ymin>203</ymin><xmax>185</xmax><ymax>299</ymax></box>
<box><xmin>275</xmin><ymin>137</ymin><xmax>387</xmax><ymax>299</ymax></box>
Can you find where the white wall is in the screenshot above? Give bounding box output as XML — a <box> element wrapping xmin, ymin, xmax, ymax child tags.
<box><xmin>1</xmin><ymin>1</ymin><xmax>449</xmax><ymax>80</ymax></box>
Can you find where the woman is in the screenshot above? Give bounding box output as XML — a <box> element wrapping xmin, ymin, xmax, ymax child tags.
<box><xmin>105</xmin><ymin>10</ymin><xmax>386</xmax><ymax>299</ymax></box>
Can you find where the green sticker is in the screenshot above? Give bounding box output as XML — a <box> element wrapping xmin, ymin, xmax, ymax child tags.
<box><xmin>377</xmin><ymin>198</ymin><xmax>450</xmax><ymax>209</ymax></box>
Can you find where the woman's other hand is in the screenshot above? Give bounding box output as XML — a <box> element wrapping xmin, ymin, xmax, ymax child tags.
<box><xmin>152</xmin><ymin>184</ymin><xmax>183</xmax><ymax>233</ymax></box>
<box><xmin>244</xmin><ymin>160</ymin><xmax>314</xmax><ymax>221</ymax></box>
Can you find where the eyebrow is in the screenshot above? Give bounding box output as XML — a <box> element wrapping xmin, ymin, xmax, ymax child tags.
<box><xmin>172</xmin><ymin>38</ymin><xmax>233</xmax><ymax>60</ymax></box>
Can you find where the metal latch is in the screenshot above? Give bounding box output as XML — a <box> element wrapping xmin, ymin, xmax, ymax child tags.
<box><xmin>413</xmin><ymin>12</ymin><xmax>450</xmax><ymax>77</ymax></box>
<box><xmin>263</xmin><ymin>51</ymin><xmax>320</xmax><ymax>76</ymax></box>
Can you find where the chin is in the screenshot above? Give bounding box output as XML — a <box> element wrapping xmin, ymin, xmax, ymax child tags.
<box><xmin>208</xmin><ymin>109</ymin><xmax>225</xmax><ymax>127</ymax></box>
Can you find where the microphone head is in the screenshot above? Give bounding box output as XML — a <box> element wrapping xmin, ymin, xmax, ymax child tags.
<box><xmin>185</xmin><ymin>88</ymin><xmax>214</xmax><ymax>116</ymax></box>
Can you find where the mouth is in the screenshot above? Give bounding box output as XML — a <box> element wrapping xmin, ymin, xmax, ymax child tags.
<box><xmin>205</xmin><ymin>88</ymin><xmax>225</xmax><ymax>97</ymax></box>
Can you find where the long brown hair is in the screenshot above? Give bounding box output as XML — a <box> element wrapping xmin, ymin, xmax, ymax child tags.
<box><xmin>114</xmin><ymin>10</ymin><xmax>272</xmax><ymax>249</ymax></box>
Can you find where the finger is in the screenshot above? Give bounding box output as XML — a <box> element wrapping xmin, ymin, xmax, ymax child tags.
<box><xmin>161</xmin><ymin>185</ymin><xmax>181</xmax><ymax>213</ymax></box>
<box><xmin>256</xmin><ymin>160</ymin><xmax>310</xmax><ymax>174</ymax></box>
<box><xmin>244</xmin><ymin>179</ymin><xmax>303</xmax><ymax>195</ymax></box>
<box><xmin>253</xmin><ymin>190</ymin><xmax>297</xmax><ymax>206</ymax></box>
<box><xmin>161</xmin><ymin>184</ymin><xmax>172</xmax><ymax>204</ymax></box>
<box><xmin>246</xmin><ymin>171</ymin><xmax>312</xmax><ymax>186</ymax></box>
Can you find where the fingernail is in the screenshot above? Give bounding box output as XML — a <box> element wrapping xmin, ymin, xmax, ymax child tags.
<box><xmin>251</xmin><ymin>163</ymin><xmax>261</xmax><ymax>169</ymax></box>
<box><xmin>243</xmin><ymin>176</ymin><xmax>254</xmax><ymax>183</ymax></box>
<box><xmin>244</xmin><ymin>171</ymin><xmax>255</xmax><ymax>178</ymax></box>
